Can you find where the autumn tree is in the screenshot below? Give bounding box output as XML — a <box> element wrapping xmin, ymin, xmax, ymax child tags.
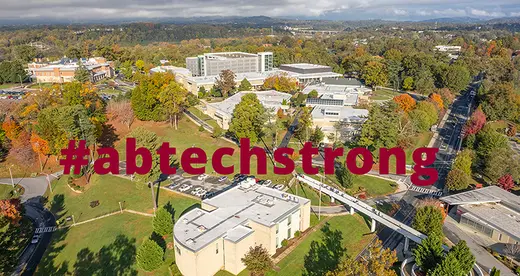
<box><xmin>131</xmin><ymin>72</ymin><xmax>175</xmax><ymax>121</ymax></box>
<box><xmin>498</xmin><ymin>174</ymin><xmax>515</xmax><ymax>191</ymax></box>
<box><xmin>30</xmin><ymin>133</ymin><xmax>50</xmax><ymax>171</ymax></box>
<box><xmin>158</xmin><ymin>81</ymin><xmax>189</xmax><ymax>129</ymax></box>
<box><xmin>452</xmin><ymin>149</ymin><xmax>473</xmax><ymax>175</ymax></box>
<box><xmin>294</xmin><ymin>106</ymin><xmax>313</xmax><ymax>142</ymax></box>
<box><xmin>464</xmin><ymin>107</ymin><xmax>486</xmax><ymax>136</ymax></box>
<box><xmin>409</xmin><ymin>101</ymin><xmax>438</xmax><ymax>132</ymax></box>
<box><xmin>361</xmin><ymin>60</ymin><xmax>387</xmax><ymax>89</ymax></box>
<box><xmin>437</xmin><ymin>88</ymin><xmax>455</xmax><ymax>107</ymax></box>
<box><xmin>308</xmin><ymin>90</ymin><xmax>319</xmax><ymax>98</ymax></box>
<box><xmin>428</xmin><ymin>93</ymin><xmax>444</xmax><ymax>110</ymax></box>
<box><xmin>215</xmin><ymin>69</ymin><xmax>236</xmax><ymax>97</ymax></box>
<box><xmin>363</xmin><ymin>239</ymin><xmax>397</xmax><ymax>276</ymax></box>
<box><xmin>393</xmin><ymin>94</ymin><xmax>416</xmax><ymax>113</ymax></box>
<box><xmin>0</xmin><ymin>198</ymin><xmax>22</xmax><ymax>225</ymax></box>
<box><xmin>106</xmin><ymin>100</ymin><xmax>134</xmax><ymax>129</ymax></box>
<box><xmin>262</xmin><ymin>73</ymin><xmax>299</xmax><ymax>93</ymax></box>
<box><xmin>446</xmin><ymin>169</ymin><xmax>470</xmax><ymax>191</ymax></box>
<box><xmin>241</xmin><ymin>245</ymin><xmax>274</xmax><ymax>276</ymax></box>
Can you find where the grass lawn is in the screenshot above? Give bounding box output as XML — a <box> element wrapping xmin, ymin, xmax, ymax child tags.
<box><xmin>48</xmin><ymin>174</ymin><xmax>200</xmax><ymax>223</ymax></box>
<box><xmin>266</xmin><ymin>215</ymin><xmax>374</xmax><ymax>276</ymax></box>
<box><xmin>187</xmin><ymin>106</ymin><xmax>220</xmax><ymax>129</ymax></box>
<box><xmin>287</xmin><ymin>180</ymin><xmax>332</xmax><ymax>206</ymax></box>
<box><xmin>0</xmin><ymin>83</ymin><xmax>19</xmax><ymax>89</ymax></box>
<box><xmin>35</xmin><ymin>213</ymin><xmax>174</xmax><ymax>276</ymax></box>
<box><xmin>370</xmin><ymin>88</ymin><xmax>401</xmax><ymax>101</ymax></box>
<box><xmin>0</xmin><ymin>184</ymin><xmax>15</xmax><ymax>199</ymax></box>
<box><xmin>295</xmin><ymin>167</ymin><xmax>396</xmax><ymax>198</ymax></box>
<box><xmin>117</xmin><ymin>118</ymin><xmax>293</xmax><ymax>185</ymax></box>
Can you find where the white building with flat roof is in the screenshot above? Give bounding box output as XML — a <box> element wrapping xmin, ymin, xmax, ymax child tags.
<box><xmin>203</xmin><ymin>90</ymin><xmax>291</xmax><ymax>129</ymax></box>
<box><xmin>311</xmin><ymin>106</ymin><xmax>368</xmax><ymax>143</ymax></box>
<box><xmin>174</xmin><ymin>182</ymin><xmax>311</xmax><ymax>276</ymax></box>
<box><xmin>186</xmin><ymin>52</ymin><xmax>274</xmax><ymax>77</ymax></box>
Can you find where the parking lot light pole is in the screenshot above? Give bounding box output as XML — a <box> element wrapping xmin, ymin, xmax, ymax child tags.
<box><xmin>9</xmin><ymin>166</ymin><xmax>14</xmax><ymax>188</ymax></box>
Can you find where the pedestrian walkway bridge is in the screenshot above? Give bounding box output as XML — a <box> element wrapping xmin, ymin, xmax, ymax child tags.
<box><xmin>296</xmin><ymin>174</ymin><xmax>427</xmax><ymax>247</ymax></box>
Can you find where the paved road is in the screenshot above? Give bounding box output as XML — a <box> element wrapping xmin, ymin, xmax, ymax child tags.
<box><xmin>278</xmin><ymin>109</ymin><xmax>302</xmax><ymax>148</ymax></box>
<box><xmin>0</xmin><ymin>175</ymin><xmax>58</xmax><ymax>275</ymax></box>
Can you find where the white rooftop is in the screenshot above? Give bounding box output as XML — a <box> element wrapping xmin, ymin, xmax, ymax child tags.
<box><xmin>174</xmin><ymin>184</ymin><xmax>309</xmax><ymax>252</ymax></box>
<box><xmin>208</xmin><ymin>90</ymin><xmax>291</xmax><ymax>119</ymax></box>
<box><xmin>281</xmin><ymin>63</ymin><xmax>331</xmax><ymax>70</ymax></box>
<box><xmin>312</xmin><ymin>106</ymin><xmax>369</xmax><ymax>123</ymax></box>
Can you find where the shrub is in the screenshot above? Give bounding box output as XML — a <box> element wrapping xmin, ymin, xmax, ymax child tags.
<box><xmin>153</xmin><ymin>208</ymin><xmax>174</xmax><ymax>236</ymax></box>
<box><xmin>281</xmin><ymin>239</ymin><xmax>289</xmax><ymax>247</ymax></box>
<box><xmin>198</xmin><ymin>125</ymin><xmax>205</xmax><ymax>132</ymax></box>
<box><xmin>294</xmin><ymin>231</ymin><xmax>301</xmax><ymax>238</ymax></box>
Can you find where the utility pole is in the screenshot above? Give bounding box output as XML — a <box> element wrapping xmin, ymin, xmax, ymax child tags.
<box><xmin>318</xmin><ymin>175</ymin><xmax>322</xmax><ymax>221</ymax></box>
<box><xmin>150</xmin><ymin>182</ymin><xmax>157</xmax><ymax>215</ymax></box>
<box><xmin>8</xmin><ymin>165</ymin><xmax>15</xmax><ymax>187</ymax></box>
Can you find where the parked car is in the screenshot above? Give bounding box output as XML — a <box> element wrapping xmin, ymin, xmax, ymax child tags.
<box><xmin>198</xmin><ymin>174</ymin><xmax>209</xmax><ymax>181</ymax></box>
<box><xmin>195</xmin><ymin>190</ymin><xmax>207</xmax><ymax>197</ymax></box>
<box><xmin>167</xmin><ymin>183</ymin><xmax>180</xmax><ymax>190</ymax></box>
<box><xmin>31</xmin><ymin>234</ymin><xmax>40</xmax><ymax>244</ymax></box>
<box><xmin>179</xmin><ymin>184</ymin><xmax>192</xmax><ymax>192</ymax></box>
<box><xmin>263</xmin><ymin>180</ymin><xmax>272</xmax><ymax>186</ymax></box>
<box><xmin>218</xmin><ymin>176</ymin><xmax>227</xmax><ymax>182</ymax></box>
<box><xmin>191</xmin><ymin>187</ymin><xmax>203</xmax><ymax>195</ymax></box>
<box><xmin>274</xmin><ymin>184</ymin><xmax>284</xmax><ymax>190</ymax></box>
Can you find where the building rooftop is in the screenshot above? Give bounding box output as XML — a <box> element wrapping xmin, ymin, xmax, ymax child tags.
<box><xmin>280</xmin><ymin>63</ymin><xmax>331</xmax><ymax>70</ymax></box>
<box><xmin>206</xmin><ymin>52</ymin><xmax>259</xmax><ymax>59</ymax></box>
<box><xmin>322</xmin><ymin>77</ymin><xmax>364</xmax><ymax>86</ymax></box>
<box><xmin>150</xmin><ymin>66</ymin><xmax>192</xmax><ymax>76</ymax></box>
<box><xmin>303</xmin><ymin>84</ymin><xmax>367</xmax><ymax>95</ymax></box>
<box><xmin>208</xmin><ymin>90</ymin><xmax>291</xmax><ymax>119</ymax></box>
<box><xmin>311</xmin><ymin>106</ymin><xmax>368</xmax><ymax>122</ymax></box>
<box><xmin>174</xmin><ymin>184</ymin><xmax>310</xmax><ymax>252</ymax></box>
<box><xmin>440</xmin><ymin>186</ymin><xmax>520</xmax><ymax>207</ymax></box>
<box><xmin>459</xmin><ymin>203</ymin><xmax>520</xmax><ymax>242</ymax></box>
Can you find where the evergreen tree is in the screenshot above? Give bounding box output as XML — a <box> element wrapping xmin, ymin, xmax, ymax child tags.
<box><xmin>335</xmin><ymin>164</ymin><xmax>354</xmax><ymax>189</ymax></box>
<box><xmin>412</xmin><ymin>205</ymin><xmax>444</xmax><ymax>236</ymax></box>
<box><xmin>136</xmin><ymin>239</ymin><xmax>164</xmax><ymax>272</ymax></box>
<box><xmin>413</xmin><ymin>233</ymin><xmax>445</xmax><ymax>274</ymax></box>
<box><xmin>153</xmin><ymin>208</ymin><xmax>174</xmax><ymax>236</ymax></box>
<box><xmin>309</xmin><ymin>126</ymin><xmax>324</xmax><ymax>145</ymax></box>
<box><xmin>449</xmin><ymin>240</ymin><xmax>475</xmax><ymax>275</ymax></box>
<box><xmin>429</xmin><ymin>251</ymin><xmax>463</xmax><ymax>276</ymax></box>
<box><xmin>74</xmin><ymin>62</ymin><xmax>91</xmax><ymax>83</ymax></box>
<box><xmin>238</xmin><ymin>78</ymin><xmax>253</xmax><ymax>91</ymax></box>
<box><xmin>446</xmin><ymin>169</ymin><xmax>470</xmax><ymax>191</ymax></box>
<box><xmin>358</xmin><ymin>102</ymin><xmax>399</xmax><ymax>151</ymax></box>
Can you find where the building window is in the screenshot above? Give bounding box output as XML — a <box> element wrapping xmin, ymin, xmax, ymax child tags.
<box><xmin>276</xmin><ymin>224</ymin><xmax>279</xmax><ymax>234</ymax></box>
<box><xmin>287</xmin><ymin>228</ymin><xmax>291</xmax><ymax>238</ymax></box>
<box><xmin>216</xmin><ymin>243</ymin><xmax>219</xmax><ymax>254</ymax></box>
<box><xmin>276</xmin><ymin>237</ymin><xmax>279</xmax><ymax>248</ymax></box>
<box><xmin>175</xmin><ymin>245</ymin><xmax>181</xmax><ymax>255</ymax></box>
<box><xmin>288</xmin><ymin>216</ymin><xmax>292</xmax><ymax>226</ymax></box>
<box><xmin>499</xmin><ymin>233</ymin><xmax>503</xmax><ymax>241</ymax></box>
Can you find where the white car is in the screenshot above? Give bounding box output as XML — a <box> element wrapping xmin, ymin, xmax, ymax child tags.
<box><xmin>167</xmin><ymin>183</ymin><xmax>180</xmax><ymax>190</ymax></box>
<box><xmin>195</xmin><ymin>190</ymin><xmax>207</xmax><ymax>197</ymax></box>
<box><xmin>31</xmin><ymin>234</ymin><xmax>40</xmax><ymax>244</ymax></box>
<box><xmin>198</xmin><ymin>174</ymin><xmax>209</xmax><ymax>181</ymax></box>
<box><xmin>274</xmin><ymin>184</ymin><xmax>284</xmax><ymax>190</ymax></box>
<box><xmin>191</xmin><ymin>187</ymin><xmax>203</xmax><ymax>195</ymax></box>
<box><xmin>179</xmin><ymin>184</ymin><xmax>192</xmax><ymax>192</ymax></box>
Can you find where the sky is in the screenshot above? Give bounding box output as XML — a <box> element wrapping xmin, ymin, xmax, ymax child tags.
<box><xmin>1</xmin><ymin>0</ymin><xmax>520</xmax><ymax>22</ymax></box>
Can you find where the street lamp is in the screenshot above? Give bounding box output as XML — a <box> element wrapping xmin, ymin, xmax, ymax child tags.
<box><xmin>40</xmin><ymin>172</ymin><xmax>53</xmax><ymax>194</ymax></box>
<box><xmin>8</xmin><ymin>165</ymin><xmax>14</xmax><ymax>188</ymax></box>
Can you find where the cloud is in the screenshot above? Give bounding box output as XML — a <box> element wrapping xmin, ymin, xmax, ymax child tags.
<box><xmin>0</xmin><ymin>0</ymin><xmax>518</xmax><ymax>21</ymax></box>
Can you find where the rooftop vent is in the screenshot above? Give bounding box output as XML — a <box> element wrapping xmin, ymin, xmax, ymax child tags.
<box><xmin>186</xmin><ymin>239</ymin><xmax>195</xmax><ymax>245</ymax></box>
<box><xmin>183</xmin><ymin>218</ymin><xmax>189</xmax><ymax>224</ymax></box>
<box><xmin>198</xmin><ymin>225</ymin><xmax>207</xmax><ymax>232</ymax></box>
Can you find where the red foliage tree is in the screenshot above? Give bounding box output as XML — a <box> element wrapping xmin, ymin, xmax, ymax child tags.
<box><xmin>498</xmin><ymin>174</ymin><xmax>515</xmax><ymax>191</ymax></box>
<box><xmin>464</xmin><ymin>107</ymin><xmax>486</xmax><ymax>136</ymax></box>
<box><xmin>393</xmin><ymin>94</ymin><xmax>416</xmax><ymax>113</ymax></box>
<box><xmin>0</xmin><ymin>198</ymin><xmax>22</xmax><ymax>225</ymax></box>
<box><xmin>507</xmin><ymin>124</ymin><xmax>517</xmax><ymax>137</ymax></box>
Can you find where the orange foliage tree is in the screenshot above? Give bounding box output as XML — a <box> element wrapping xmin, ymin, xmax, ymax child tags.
<box><xmin>30</xmin><ymin>133</ymin><xmax>50</xmax><ymax>171</ymax></box>
<box><xmin>1</xmin><ymin>117</ymin><xmax>22</xmax><ymax>142</ymax></box>
<box><xmin>0</xmin><ymin>198</ymin><xmax>22</xmax><ymax>225</ymax></box>
<box><xmin>262</xmin><ymin>73</ymin><xmax>299</xmax><ymax>93</ymax></box>
<box><xmin>428</xmin><ymin>93</ymin><xmax>444</xmax><ymax>110</ymax></box>
<box><xmin>393</xmin><ymin>94</ymin><xmax>416</xmax><ymax>112</ymax></box>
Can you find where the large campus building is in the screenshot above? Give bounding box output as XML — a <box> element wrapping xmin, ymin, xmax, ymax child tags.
<box><xmin>186</xmin><ymin>52</ymin><xmax>274</xmax><ymax>77</ymax></box>
<box><xmin>28</xmin><ymin>57</ymin><xmax>114</xmax><ymax>83</ymax></box>
<box><xmin>203</xmin><ymin>90</ymin><xmax>291</xmax><ymax>129</ymax></box>
<box><xmin>173</xmin><ymin>182</ymin><xmax>311</xmax><ymax>276</ymax></box>
<box><xmin>441</xmin><ymin>186</ymin><xmax>520</xmax><ymax>244</ymax></box>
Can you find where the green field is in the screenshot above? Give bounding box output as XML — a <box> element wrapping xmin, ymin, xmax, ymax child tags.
<box><xmin>0</xmin><ymin>184</ymin><xmax>16</xmax><ymax>199</ymax></box>
<box><xmin>47</xmin><ymin>174</ymin><xmax>199</xmax><ymax>223</ymax></box>
<box><xmin>35</xmin><ymin>213</ymin><xmax>174</xmax><ymax>275</ymax></box>
<box><xmin>269</xmin><ymin>215</ymin><xmax>374</xmax><ymax>276</ymax></box>
<box><xmin>0</xmin><ymin>83</ymin><xmax>19</xmax><ymax>89</ymax></box>
<box><xmin>370</xmin><ymin>88</ymin><xmax>402</xmax><ymax>101</ymax></box>
<box><xmin>187</xmin><ymin>106</ymin><xmax>220</xmax><ymax>129</ymax></box>
<box><xmin>37</xmin><ymin>174</ymin><xmax>199</xmax><ymax>275</ymax></box>
<box><xmin>287</xmin><ymin>181</ymin><xmax>332</xmax><ymax>206</ymax></box>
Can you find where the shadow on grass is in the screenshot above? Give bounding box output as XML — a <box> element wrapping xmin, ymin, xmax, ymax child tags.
<box><xmin>73</xmin><ymin>234</ymin><xmax>137</xmax><ymax>276</ymax></box>
<box><xmin>303</xmin><ymin>223</ymin><xmax>347</xmax><ymax>276</ymax></box>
